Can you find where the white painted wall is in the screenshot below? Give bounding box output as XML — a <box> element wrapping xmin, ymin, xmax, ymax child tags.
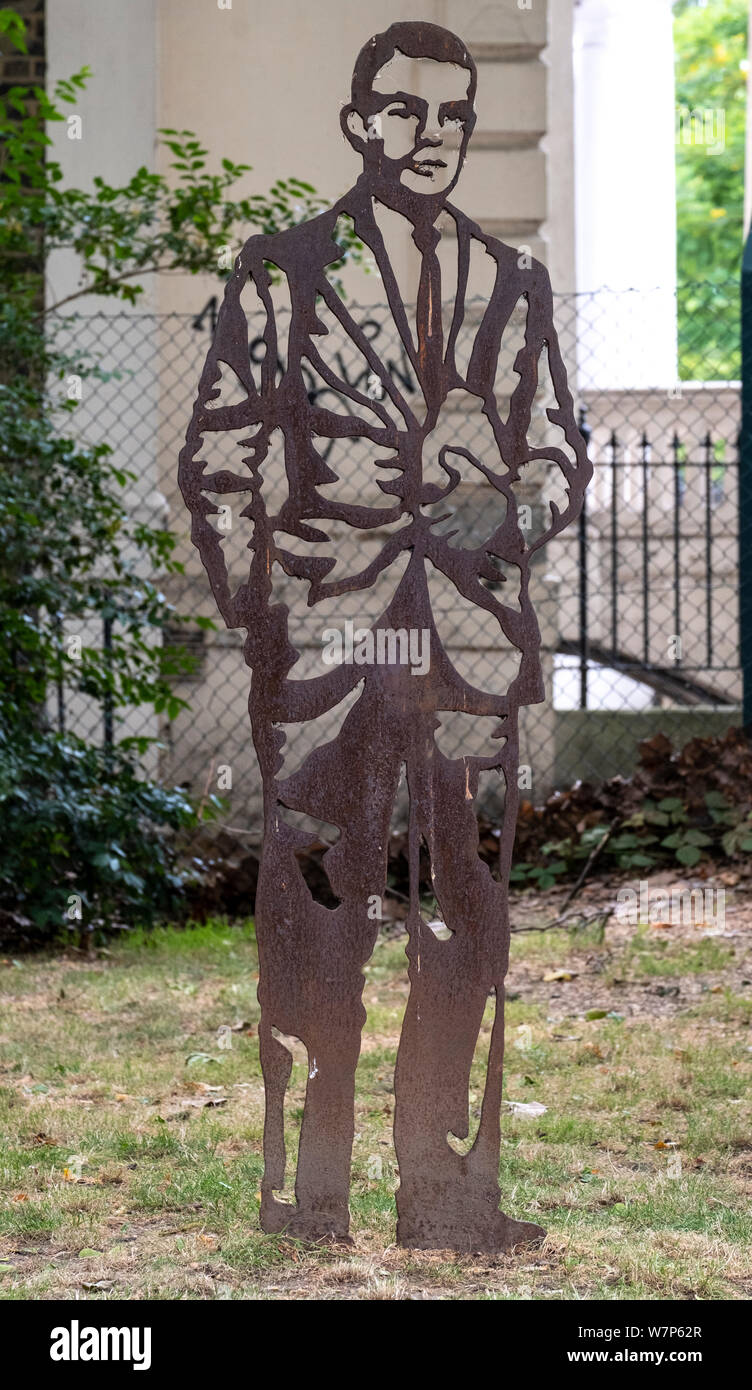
<box><xmin>46</xmin><ymin>0</ymin><xmax>158</xmax><ymax>313</ymax></box>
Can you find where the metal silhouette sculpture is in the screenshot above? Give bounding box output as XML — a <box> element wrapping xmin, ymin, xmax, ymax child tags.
<box><xmin>179</xmin><ymin>21</ymin><xmax>591</xmax><ymax>1251</ymax></box>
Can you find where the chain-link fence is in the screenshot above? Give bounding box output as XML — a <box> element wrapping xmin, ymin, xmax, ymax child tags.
<box><xmin>52</xmin><ymin>279</ymin><xmax>742</xmax><ymax>836</ymax></box>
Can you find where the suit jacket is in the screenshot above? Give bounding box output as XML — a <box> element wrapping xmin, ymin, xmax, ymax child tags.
<box><xmin>179</xmin><ymin>175</ymin><xmax>591</xmax><ymax>724</ymax></box>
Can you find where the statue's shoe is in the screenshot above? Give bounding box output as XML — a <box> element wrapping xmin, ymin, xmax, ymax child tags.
<box><xmin>397</xmin><ymin>1210</ymin><xmax>545</xmax><ymax>1254</ymax></box>
<box><xmin>260</xmin><ymin>1192</ymin><xmax>353</xmax><ymax>1245</ymax></box>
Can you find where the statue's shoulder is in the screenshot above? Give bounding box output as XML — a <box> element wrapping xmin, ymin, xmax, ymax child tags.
<box><xmin>234</xmin><ymin>198</ymin><xmax>349</xmax><ymax>282</ymax></box>
<box><xmin>449</xmin><ymin>204</ymin><xmax>551</xmax><ymax>297</ymax></box>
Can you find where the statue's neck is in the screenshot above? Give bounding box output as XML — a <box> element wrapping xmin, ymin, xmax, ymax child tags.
<box><xmin>356</xmin><ymin>170</ymin><xmax>446</xmax><ymax>236</ymax></box>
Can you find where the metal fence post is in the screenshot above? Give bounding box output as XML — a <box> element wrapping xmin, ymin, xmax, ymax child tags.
<box><xmin>741</xmin><ymin>233</ymin><xmax>752</xmax><ymax>727</ymax></box>
<box><xmin>103</xmin><ymin>616</ymin><xmax>114</xmax><ymax>758</ymax></box>
<box><xmin>577</xmin><ymin>405</ymin><xmax>591</xmax><ymax>709</ymax></box>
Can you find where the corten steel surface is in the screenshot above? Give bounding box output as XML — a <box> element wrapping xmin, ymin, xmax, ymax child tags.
<box><xmin>179</xmin><ymin>21</ymin><xmax>591</xmax><ymax>1251</ymax></box>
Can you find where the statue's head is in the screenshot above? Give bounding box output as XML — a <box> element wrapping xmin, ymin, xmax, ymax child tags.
<box><xmin>342</xmin><ymin>21</ymin><xmax>477</xmax><ymax>207</ymax></box>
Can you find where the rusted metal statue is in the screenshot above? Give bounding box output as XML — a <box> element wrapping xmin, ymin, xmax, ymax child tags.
<box><xmin>180</xmin><ymin>21</ymin><xmax>591</xmax><ymax>1251</ymax></box>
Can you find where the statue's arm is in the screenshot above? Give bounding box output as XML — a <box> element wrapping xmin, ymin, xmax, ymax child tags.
<box><xmin>522</xmin><ymin>261</ymin><xmax>592</xmax><ymax>552</ymax></box>
<box><xmin>178</xmin><ymin>241</ymin><xmax>275</xmax><ymax>629</ymax></box>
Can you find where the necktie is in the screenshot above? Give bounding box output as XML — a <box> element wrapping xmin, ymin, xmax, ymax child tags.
<box><xmin>413</xmin><ymin>223</ymin><xmax>443</xmax><ymax>404</ymax></box>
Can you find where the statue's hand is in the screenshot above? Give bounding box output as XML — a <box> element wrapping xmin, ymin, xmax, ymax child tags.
<box><xmin>419</xmin><ymin>389</ymin><xmax>512</xmax><ymax>552</ymax></box>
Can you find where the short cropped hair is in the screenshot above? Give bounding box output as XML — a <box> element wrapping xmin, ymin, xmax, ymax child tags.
<box><xmin>350</xmin><ymin>21</ymin><xmax>477</xmax><ymax>113</ymax></box>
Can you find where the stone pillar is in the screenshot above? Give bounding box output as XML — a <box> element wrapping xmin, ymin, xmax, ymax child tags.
<box><xmin>574</xmin><ymin>0</ymin><xmax>678</xmax><ymax>389</ymax></box>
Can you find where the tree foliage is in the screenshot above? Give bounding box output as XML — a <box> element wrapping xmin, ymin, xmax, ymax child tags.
<box><xmin>674</xmin><ymin>0</ymin><xmax>747</xmax><ymax>378</ymax></box>
<box><xmin>0</xmin><ymin>6</ymin><xmax>357</xmax><ymax>942</ymax></box>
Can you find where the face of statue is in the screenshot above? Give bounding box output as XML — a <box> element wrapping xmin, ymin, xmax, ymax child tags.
<box><xmin>349</xmin><ymin>53</ymin><xmax>476</xmax><ymax>200</ymax></box>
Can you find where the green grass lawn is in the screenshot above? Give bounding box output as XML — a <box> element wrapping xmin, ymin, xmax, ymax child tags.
<box><xmin>0</xmin><ymin>895</ymin><xmax>750</xmax><ymax>1300</ymax></box>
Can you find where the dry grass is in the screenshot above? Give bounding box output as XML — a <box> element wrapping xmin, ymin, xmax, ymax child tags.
<box><xmin>1</xmin><ymin>877</ymin><xmax>751</xmax><ymax>1300</ymax></box>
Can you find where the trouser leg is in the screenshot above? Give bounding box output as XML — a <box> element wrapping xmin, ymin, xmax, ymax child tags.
<box><xmin>255</xmin><ymin>684</ymin><xmax>402</xmax><ymax>1239</ymax></box>
<box><xmin>394</xmin><ymin>736</ymin><xmax>543</xmax><ymax>1250</ymax></box>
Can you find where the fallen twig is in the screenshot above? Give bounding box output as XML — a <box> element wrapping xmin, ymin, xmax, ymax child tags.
<box><xmin>510</xmin><ymin>904</ymin><xmax>614</xmax><ymax>935</ymax></box>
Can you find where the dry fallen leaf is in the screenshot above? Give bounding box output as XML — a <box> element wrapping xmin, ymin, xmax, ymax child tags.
<box><xmin>543</xmin><ymin>969</ymin><xmax>576</xmax><ymax>983</ymax></box>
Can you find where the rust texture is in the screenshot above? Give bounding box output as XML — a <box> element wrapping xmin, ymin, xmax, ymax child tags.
<box><xmin>179</xmin><ymin>21</ymin><xmax>591</xmax><ymax>1251</ymax></box>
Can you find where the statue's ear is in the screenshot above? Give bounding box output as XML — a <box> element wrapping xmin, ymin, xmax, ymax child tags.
<box><xmin>341</xmin><ymin>103</ymin><xmax>370</xmax><ymax>154</ymax></box>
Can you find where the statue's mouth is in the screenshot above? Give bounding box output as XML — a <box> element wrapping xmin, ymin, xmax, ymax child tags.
<box><xmin>412</xmin><ymin>157</ymin><xmax>447</xmax><ymax>175</ymax></box>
